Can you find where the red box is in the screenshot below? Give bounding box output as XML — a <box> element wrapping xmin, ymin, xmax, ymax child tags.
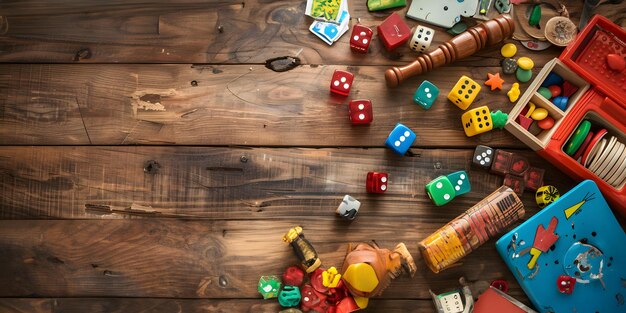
<box><xmin>377</xmin><ymin>13</ymin><xmax>411</xmax><ymax>51</ymax></box>
<box><xmin>505</xmin><ymin>15</ymin><xmax>626</xmax><ymax>216</ymax></box>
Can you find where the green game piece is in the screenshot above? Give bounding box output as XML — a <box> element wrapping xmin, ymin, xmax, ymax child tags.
<box><xmin>447</xmin><ymin>22</ymin><xmax>468</xmax><ymax>35</ymax></box>
<box><xmin>367</xmin><ymin>0</ymin><xmax>406</xmax><ymax>11</ymax></box>
<box><xmin>278</xmin><ymin>285</ymin><xmax>301</xmax><ymax>307</ymax></box>
<box><xmin>529</xmin><ymin>5</ymin><xmax>541</xmax><ymax>26</ymax></box>
<box><xmin>516</xmin><ymin>68</ymin><xmax>533</xmax><ymax>83</ymax></box>
<box><xmin>491</xmin><ymin>110</ymin><xmax>508</xmax><ymax>129</ymax></box>
<box><xmin>565</xmin><ymin>120</ymin><xmax>591</xmax><ymax>156</ymax></box>
<box><xmin>425</xmin><ymin>176</ymin><xmax>456</xmax><ymax>206</ymax></box>
<box><xmin>537</xmin><ymin>87</ymin><xmax>552</xmax><ymax>100</ymax></box>
<box><xmin>258</xmin><ymin>275</ymin><xmax>281</xmax><ymax>299</ymax></box>
<box><xmin>446</xmin><ymin>171</ymin><xmax>471</xmax><ymax>196</ymax></box>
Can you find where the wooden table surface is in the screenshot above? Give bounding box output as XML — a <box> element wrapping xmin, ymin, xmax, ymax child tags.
<box><xmin>0</xmin><ymin>1</ymin><xmax>625</xmax><ymax>312</ymax></box>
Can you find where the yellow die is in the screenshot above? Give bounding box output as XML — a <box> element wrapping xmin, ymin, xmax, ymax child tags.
<box><xmin>448</xmin><ymin>75</ymin><xmax>481</xmax><ymax>110</ymax></box>
<box><xmin>461</xmin><ymin>106</ymin><xmax>493</xmax><ymax>137</ymax></box>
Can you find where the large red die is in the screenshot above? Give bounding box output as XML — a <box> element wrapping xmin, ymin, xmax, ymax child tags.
<box><xmin>330</xmin><ymin>70</ymin><xmax>354</xmax><ymax>96</ymax></box>
<box><xmin>366</xmin><ymin>172</ymin><xmax>388</xmax><ymax>193</ymax></box>
<box><xmin>377</xmin><ymin>13</ymin><xmax>411</xmax><ymax>51</ymax></box>
<box><xmin>349</xmin><ymin>99</ymin><xmax>373</xmax><ymax>125</ymax></box>
<box><xmin>350</xmin><ymin>24</ymin><xmax>373</xmax><ymax>53</ymax></box>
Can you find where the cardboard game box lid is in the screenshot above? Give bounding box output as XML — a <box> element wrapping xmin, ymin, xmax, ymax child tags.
<box><xmin>559</xmin><ymin>14</ymin><xmax>626</xmax><ymax>107</ymax></box>
<box><xmin>495</xmin><ymin>180</ymin><xmax>626</xmax><ymax>313</ymax></box>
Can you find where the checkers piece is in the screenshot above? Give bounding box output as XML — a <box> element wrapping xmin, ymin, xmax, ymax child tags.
<box><xmin>565</xmin><ymin>120</ymin><xmax>591</xmax><ymax>156</ymax></box>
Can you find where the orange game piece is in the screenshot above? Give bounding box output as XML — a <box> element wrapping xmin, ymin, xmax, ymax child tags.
<box><xmin>485</xmin><ymin>72</ymin><xmax>504</xmax><ymax>90</ymax></box>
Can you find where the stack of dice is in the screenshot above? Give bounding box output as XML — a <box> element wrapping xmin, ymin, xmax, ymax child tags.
<box><xmin>473</xmin><ymin>145</ymin><xmax>545</xmax><ymax>195</ymax></box>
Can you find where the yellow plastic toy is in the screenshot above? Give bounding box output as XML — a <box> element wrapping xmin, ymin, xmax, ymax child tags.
<box><xmin>461</xmin><ymin>106</ymin><xmax>493</xmax><ymax>137</ymax></box>
<box><xmin>448</xmin><ymin>75</ymin><xmax>481</xmax><ymax>110</ymax></box>
<box><xmin>507</xmin><ymin>82</ymin><xmax>520</xmax><ymax>102</ymax></box>
<box><xmin>321</xmin><ymin>267</ymin><xmax>342</xmax><ymax>288</ymax></box>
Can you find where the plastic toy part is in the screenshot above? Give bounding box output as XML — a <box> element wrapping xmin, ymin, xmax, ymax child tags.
<box><xmin>367</xmin><ymin>0</ymin><xmax>407</xmax><ymax>11</ymax></box>
<box><xmin>278</xmin><ymin>285</ymin><xmax>301</xmax><ymax>307</ymax></box>
<box><xmin>485</xmin><ymin>72</ymin><xmax>505</xmax><ymax>91</ymax></box>
<box><xmin>491</xmin><ymin>110</ymin><xmax>508</xmax><ymax>129</ymax></box>
<box><xmin>282</xmin><ymin>226</ymin><xmax>322</xmax><ymax>273</ymax></box>
<box><xmin>336</xmin><ymin>195</ymin><xmax>361</xmax><ymax>221</ymax></box>
<box><xmin>501</xmin><ymin>43</ymin><xmax>517</xmax><ymax>58</ymax></box>
<box><xmin>606</xmin><ymin>53</ymin><xmax>625</xmax><ymax>71</ymax></box>
<box><xmin>535</xmin><ymin>185</ymin><xmax>559</xmax><ymax>209</ymax></box>
<box><xmin>526</xmin><ymin>216</ymin><xmax>559</xmax><ymax>269</ymax></box>
<box><xmin>322</xmin><ymin>267</ymin><xmax>341</xmax><ymax>288</ymax></box>
<box><xmin>490</xmin><ymin>280</ymin><xmax>509</xmax><ymax>293</ymax></box>
<box><xmin>258</xmin><ymin>275</ymin><xmax>281</xmax><ymax>299</ymax></box>
<box><xmin>430</xmin><ymin>283</ymin><xmax>474</xmax><ymax>313</ymax></box>
<box><xmin>507</xmin><ymin>83</ymin><xmax>520</xmax><ymax>102</ymax></box>
<box><xmin>556</xmin><ymin>275</ymin><xmax>576</xmax><ymax>294</ymax></box>
<box><xmin>282</xmin><ymin>266</ymin><xmax>305</xmax><ymax>286</ymax></box>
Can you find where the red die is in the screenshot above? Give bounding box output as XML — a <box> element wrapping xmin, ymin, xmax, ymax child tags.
<box><xmin>349</xmin><ymin>99</ymin><xmax>373</xmax><ymax>125</ymax></box>
<box><xmin>377</xmin><ymin>13</ymin><xmax>411</xmax><ymax>51</ymax></box>
<box><xmin>490</xmin><ymin>149</ymin><xmax>513</xmax><ymax>176</ymax></box>
<box><xmin>509</xmin><ymin>154</ymin><xmax>530</xmax><ymax>176</ymax></box>
<box><xmin>366</xmin><ymin>172</ymin><xmax>388</xmax><ymax>193</ymax></box>
<box><xmin>557</xmin><ymin>275</ymin><xmax>576</xmax><ymax>294</ymax></box>
<box><xmin>524</xmin><ymin>167</ymin><xmax>545</xmax><ymax>191</ymax></box>
<box><xmin>330</xmin><ymin>70</ymin><xmax>354</xmax><ymax>96</ymax></box>
<box><xmin>350</xmin><ymin>25</ymin><xmax>373</xmax><ymax>53</ymax></box>
<box><xmin>503</xmin><ymin>173</ymin><xmax>525</xmax><ymax>195</ymax></box>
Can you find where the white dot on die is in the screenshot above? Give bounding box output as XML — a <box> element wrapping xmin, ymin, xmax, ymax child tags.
<box><xmin>482</xmin><ymin>152</ymin><xmax>487</xmax><ymax>157</ymax></box>
<box><xmin>381</xmin><ymin>185</ymin><xmax>387</xmax><ymax>191</ymax></box>
<box><xmin>425</xmin><ymin>88</ymin><xmax>430</xmax><ymax>92</ymax></box>
<box><xmin>304</xmin><ymin>297</ymin><xmax>310</xmax><ymax>301</ymax></box>
<box><xmin>561</xmin><ymin>281</ymin><xmax>566</xmax><ymax>286</ymax></box>
<box><xmin>477</xmin><ymin>155</ymin><xmax>482</xmax><ymax>160</ymax></box>
<box><xmin>487</xmin><ymin>150</ymin><xmax>492</xmax><ymax>155</ymax></box>
<box><xmin>333</xmin><ymin>80</ymin><xmax>339</xmax><ymax>86</ymax></box>
<box><xmin>444</xmin><ymin>194</ymin><xmax>450</xmax><ymax>200</ymax></box>
<box><xmin>436</xmin><ymin>182</ymin><xmax>443</xmax><ymax>188</ymax></box>
<box><xmin>460</xmin><ymin>174</ymin><xmax>466</xmax><ymax>179</ymax></box>
<box><xmin>381</xmin><ymin>177</ymin><xmax>387</xmax><ymax>183</ymax></box>
<box><xmin>485</xmin><ymin>157</ymin><xmax>490</xmax><ymax>162</ymax></box>
<box><xmin>358</xmin><ymin>104</ymin><xmax>364</xmax><ymax>110</ymax></box>
<box><xmin>480</xmin><ymin>160</ymin><xmax>485</xmax><ymax>165</ymax></box>
<box><xmin>400</xmin><ymin>136</ymin><xmax>406</xmax><ymax>142</ymax></box>
<box><xmin>455</xmin><ymin>186</ymin><xmax>460</xmax><ymax>191</ymax></box>
<box><xmin>343</xmin><ymin>83</ymin><xmax>350</xmax><ymax>89</ymax></box>
<box><xmin>404</xmin><ymin>131</ymin><xmax>410</xmax><ymax>137</ymax></box>
<box><xmin>394</xmin><ymin>141</ymin><xmax>400</xmax><ymax>147</ymax></box>
<box><xmin>458</xmin><ymin>180</ymin><xmax>463</xmax><ymax>185</ymax></box>
<box><xmin>353</xmin><ymin>35</ymin><xmax>359</xmax><ymax>41</ymax></box>
<box><xmin>362</xmin><ymin>39</ymin><xmax>368</xmax><ymax>44</ymax></box>
<box><xmin>358</xmin><ymin>113</ymin><xmax>365</xmax><ymax>120</ymax></box>
<box><xmin>340</xmin><ymin>77</ymin><xmax>346</xmax><ymax>83</ymax></box>
<box><xmin>427</xmin><ymin>93</ymin><xmax>432</xmax><ymax>98</ymax></box>
<box><xmin>360</xmin><ymin>31</ymin><xmax>366</xmax><ymax>36</ymax></box>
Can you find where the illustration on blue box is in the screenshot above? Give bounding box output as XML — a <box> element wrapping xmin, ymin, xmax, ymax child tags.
<box><xmin>495</xmin><ymin>180</ymin><xmax>626</xmax><ymax>313</ymax></box>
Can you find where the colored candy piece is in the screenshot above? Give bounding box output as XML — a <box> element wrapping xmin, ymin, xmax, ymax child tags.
<box><xmin>517</xmin><ymin>57</ymin><xmax>534</xmax><ymax>70</ymax></box>
<box><xmin>528</xmin><ymin>121</ymin><xmax>543</xmax><ymax>136</ymax></box>
<box><xmin>607</xmin><ymin>53</ymin><xmax>625</xmax><ymax>71</ymax></box>
<box><xmin>552</xmin><ymin>96</ymin><xmax>568</xmax><ymax>111</ymax></box>
<box><xmin>507</xmin><ymin>83</ymin><xmax>520</xmax><ymax>102</ymax></box>
<box><xmin>283</xmin><ymin>266</ymin><xmax>305</xmax><ymax>286</ymax></box>
<box><xmin>491</xmin><ymin>110</ymin><xmax>508</xmax><ymax>129</ymax></box>
<box><xmin>322</xmin><ymin>267</ymin><xmax>342</xmax><ymax>288</ymax></box>
<box><xmin>485</xmin><ymin>72</ymin><xmax>505</xmax><ymax>91</ymax></box>
<box><xmin>425</xmin><ymin>175</ymin><xmax>456</xmax><ymax>206</ymax></box>
<box><xmin>537</xmin><ymin>116</ymin><xmax>555</xmax><ymax>130</ymax></box>
<box><xmin>310</xmin><ymin>268</ymin><xmax>328</xmax><ymax>293</ymax></box>
<box><xmin>448</xmin><ymin>75</ymin><xmax>481</xmax><ymax>110</ymax></box>
<box><xmin>530</xmin><ymin>107</ymin><xmax>548</xmax><ymax>120</ymax></box>
<box><xmin>541</xmin><ymin>72</ymin><xmax>563</xmax><ymax>87</ymax></box>
<box><xmin>561</xmin><ymin>81</ymin><xmax>578</xmax><ymax>97</ymax></box>
<box><xmin>446</xmin><ymin>171</ymin><xmax>471</xmax><ymax>196</ymax></box>
<box><xmin>565</xmin><ymin>120</ymin><xmax>591</xmax><ymax>155</ymax></box>
<box><xmin>502</xmin><ymin>58</ymin><xmax>518</xmax><ymax>74</ymax></box>
<box><xmin>536</xmin><ymin>185</ymin><xmax>559</xmax><ymax>209</ymax></box>
<box><xmin>537</xmin><ymin>87</ymin><xmax>552</xmax><ymax>100</ymax></box>
<box><xmin>414</xmin><ymin>80</ymin><xmax>440</xmax><ymax>110</ymax></box>
<box><xmin>278</xmin><ymin>285</ymin><xmax>301</xmax><ymax>307</ymax></box>
<box><xmin>529</xmin><ymin>5</ymin><xmax>541</xmax><ymax>26</ymax></box>
<box><xmin>501</xmin><ymin>43</ymin><xmax>517</xmax><ymax>58</ymax></box>
<box><xmin>447</xmin><ymin>21</ymin><xmax>468</xmax><ymax>35</ymax></box>
<box><xmin>524</xmin><ymin>102</ymin><xmax>536</xmax><ymax>118</ymax></box>
<box><xmin>342</xmin><ymin>263</ymin><xmax>379</xmax><ymax>293</ymax></box>
<box><xmin>516</xmin><ymin>68</ymin><xmax>533</xmax><ymax>82</ymax></box>
<box><xmin>548</xmin><ymin>85</ymin><xmax>561</xmax><ymax>97</ymax></box>
<box><xmin>461</xmin><ymin>106</ymin><xmax>493</xmax><ymax>137</ymax></box>
<box><xmin>517</xmin><ymin>114</ymin><xmax>533</xmax><ymax>130</ymax></box>
<box><xmin>258</xmin><ymin>275</ymin><xmax>282</xmax><ymax>299</ymax></box>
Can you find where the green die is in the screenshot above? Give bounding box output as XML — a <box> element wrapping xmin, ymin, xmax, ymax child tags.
<box><xmin>490</xmin><ymin>110</ymin><xmax>508</xmax><ymax>129</ymax></box>
<box><xmin>425</xmin><ymin>176</ymin><xmax>456</xmax><ymax>206</ymax></box>
<box><xmin>278</xmin><ymin>285</ymin><xmax>301</xmax><ymax>307</ymax></box>
<box><xmin>258</xmin><ymin>275</ymin><xmax>281</xmax><ymax>299</ymax></box>
<box><xmin>413</xmin><ymin>80</ymin><xmax>439</xmax><ymax>110</ymax></box>
<box><xmin>446</xmin><ymin>171</ymin><xmax>471</xmax><ymax>196</ymax></box>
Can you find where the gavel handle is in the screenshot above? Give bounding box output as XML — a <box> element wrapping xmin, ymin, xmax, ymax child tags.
<box><xmin>385</xmin><ymin>15</ymin><xmax>515</xmax><ymax>87</ymax></box>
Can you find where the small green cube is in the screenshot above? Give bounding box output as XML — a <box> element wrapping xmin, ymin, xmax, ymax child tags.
<box><xmin>413</xmin><ymin>80</ymin><xmax>439</xmax><ymax>110</ymax></box>
<box><xmin>425</xmin><ymin>176</ymin><xmax>456</xmax><ymax>206</ymax></box>
<box><xmin>258</xmin><ymin>275</ymin><xmax>281</xmax><ymax>299</ymax></box>
<box><xmin>446</xmin><ymin>171</ymin><xmax>471</xmax><ymax>196</ymax></box>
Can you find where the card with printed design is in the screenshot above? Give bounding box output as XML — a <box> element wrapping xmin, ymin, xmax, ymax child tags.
<box><xmin>309</xmin><ymin>6</ymin><xmax>350</xmax><ymax>45</ymax></box>
<box><xmin>305</xmin><ymin>0</ymin><xmax>344</xmax><ymax>23</ymax></box>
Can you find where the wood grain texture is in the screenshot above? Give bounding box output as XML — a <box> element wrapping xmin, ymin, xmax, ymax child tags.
<box><xmin>0</xmin><ymin>146</ymin><xmax>574</xmax><ymax>219</ymax></box>
<box><xmin>0</xmin><ymin>218</ymin><xmax>532</xmax><ymax>304</ymax></box>
<box><xmin>0</xmin><ymin>298</ymin><xmax>436</xmax><ymax>313</ymax></box>
<box><xmin>0</xmin><ymin>64</ymin><xmax>537</xmax><ymax>146</ymax></box>
<box><xmin>4</xmin><ymin>0</ymin><xmax>620</xmax><ymax>65</ymax></box>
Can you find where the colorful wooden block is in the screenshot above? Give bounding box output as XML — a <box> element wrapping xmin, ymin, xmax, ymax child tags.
<box><xmin>503</xmin><ymin>174</ymin><xmax>525</xmax><ymax>195</ymax></box>
<box><xmin>461</xmin><ymin>106</ymin><xmax>493</xmax><ymax>137</ymax></box>
<box><xmin>385</xmin><ymin>123</ymin><xmax>416</xmax><ymax>155</ymax></box>
<box><xmin>413</xmin><ymin>80</ymin><xmax>439</xmax><ymax>109</ymax></box>
<box><xmin>524</xmin><ymin>167</ymin><xmax>545</xmax><ymax>191</ymax></box>
<box><xmin>446</xmin><ymin>170</ymin><xmax>471</xmax><ymax>196</ymax></box>
<box><xmin>425</xmin><ymin>175</ymin><xmax>455</xmax><ymax>206</ymax></box>
<box><xmin>490</xmin><ymin>149</ymin><xmax>513</xmax><ymax>175</ymax></box>
<box><xmin>366</xmin><ymin>172</ymin><xmax>388</xmax><ymax>193</ymax></box>
<box><xmin>448</xmin><ymin>75</ymin><xmax>481</xmax><ymax>110</ymax></box>
<box><xmin>509</xmin><ymin>154</ymin><xmax>530</xmax><ymax>176</ymax></box>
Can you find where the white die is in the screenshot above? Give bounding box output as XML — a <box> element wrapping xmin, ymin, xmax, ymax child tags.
<box><xmin>409</xmin><ymin>25</ymin><xmax>435</xmax><ymax>53</ymax></box>
<box><xmin>336</xmin><ymin>195</ymin><xmax>361</xmax><ymax>221</ymax></box>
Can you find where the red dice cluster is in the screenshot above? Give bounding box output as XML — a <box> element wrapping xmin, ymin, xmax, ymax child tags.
<box><xmin>474</xmin><ymin>145</ymin><xmax>545</xmax><ymax>195</ymax></box>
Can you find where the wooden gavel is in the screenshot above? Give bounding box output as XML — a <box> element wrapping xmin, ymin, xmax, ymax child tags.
<box><xmin>385</xmin><ymin>15</ymin><xmax>515</xmax><ymax>87</ymax></box>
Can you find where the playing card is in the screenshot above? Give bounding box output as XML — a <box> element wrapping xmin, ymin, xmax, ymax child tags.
<box><xmin>305</xmin><ymin>0</ymin><xmax>344</xmax><ymax>23</ymax></box>
<box><xmin>309</xmin><ymin>6</ymin><xmax>350</xmax><ymax>45</ymax></box>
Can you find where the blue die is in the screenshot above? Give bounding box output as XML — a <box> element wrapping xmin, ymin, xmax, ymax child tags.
<box><xmin>385</xmin><ymin>123</ymin><xmax>416</xmax><ymax>155</ymax></box>
<box><xmin>445</xmin><ymin>170</ymin><xmax>471</xmax><ymax>196</ymax></box>
<box><xmin>413</xmin><ymin>80</ymin><xmax>439</xmax><ymax>110</ymax></box>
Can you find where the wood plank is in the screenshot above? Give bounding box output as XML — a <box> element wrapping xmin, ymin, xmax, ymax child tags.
<box><xmin>0</xmin><ymin>298</ymin><xmax>437</xmax><ymax>313</ymax></box>
<box><xmin>2</xmin><ymin>0</ymin><xmax>613</xmax><ymax>65</ymax></box>
<box><xmin>0</xmin><ymin>218</ymin><xmax>534</xmax><ymax>304</ymax></box>
<box><xmin>0</xmin><ymin>64</ymin><xmax>536</xmax><ymax>146</ymax></box>
<box><xmin>0</xmin><ymin>146</ymin><xmax>574</xmax><ymax>219</ymax></box>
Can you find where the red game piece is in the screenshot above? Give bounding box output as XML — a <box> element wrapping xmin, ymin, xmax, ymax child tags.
<box><xmin>366</xmin><ymin>172</ymin><xmax>388</xmax><ymax>193</ymax></box>
<box><xmin>377</xmin><ymin>13</ymin><xmax>411</xmax><ymax>51</ymax></box>
<box><xmin>572</xmin><ymin>131</ymin><xmax>594</xmax><ymax>161</ymax></box>
<box><xmin>491</xmin><ymin>150</ymin><xmax>513</xmax><ymax>175</ymax></box>
<box><xmin>349</xmin><ymin>100</ymin><xmax>373</xmax><ymax>125</ymax></box>
<box><xmin>581</xmin><ymin>128</ymin><xmax>608</xmax><ymax>166</ymax></box>
<box><xmin>491</xmin><ymin>280</ymin><xmax>509</xmax><ymax>293</ymax></box>
<box><xmin>350</xmin><ymin>25</ymin><xmax>373</xmax><ymax>53</ymax></box>
<box><xmin>282</xmin><ymin>265</ymin><xmax>305</xmax><ymax>286</ymax></box>
<box><xmin>516</xmin><ymin>114</ymin><xmax>533</xmax><ymax>130</ymax></box>
<box><xmin>524</xmin><ymin>167</ymin><xmax>545</xmax><ymax>191</ymax></box>
<box><xmin>301</xmin><ymin>284</ymin><xmax>329</xmax><ymax>312</ymax></box>
<box><xmin>561</xmin><ymin>80</ymin><xmax>578</xmax><ymax>98</ymax></box>
<box><xmin>607</xmin><ymin>53</ymin><xmax>625</xmax><ymax>71</ymax></box>
<box><xmin>557</xmin><ymin>275</ymin><xmax>576</xmax><ymax>294</ymax></box>
<box><xmin>509</xmin><ymin>154</ymin><xmax>530</xmax><ymax>176</ymax></box>
<box><xmin>548</xmin><ymin>85</ymin><xmax>561</xmax><ymax>98</ymax></box>
<box><xmin>330</xmin><ymin>70</ymin><xmax>354</xmax><ymax>96</ymax></box>
<box><xmin>327</xmin><ymin>279</ymin><xmax>348</xmax><ymax>304</ymax></box>
<box><xmin>334</xmin><ymin>296</ymin><xmax>360</xmax><ymax>313</ymax></box>
<box><xmin>503</xmin><ymin>174</ymin><xmax>525</xmax><ymax>195</ymax></box>
<box><xmin>310</xmin><ymin>268</ymin><xmax>328</xmax><ymax>293</ymax></box>
<box><xmin>537</xmin><ymin>116</ymin><xmax>555</xmax><ymax>130</ymax></box>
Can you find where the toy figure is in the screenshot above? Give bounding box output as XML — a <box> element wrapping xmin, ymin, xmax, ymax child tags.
<box><xmin>283</xmin><ymin>226</ymin><xmax>322</xmax><ymax>273</ymax></box>
<box><xmin>340</xmin><ymin>242</ymin><xmax>417</xmax><ymax>308</ymax></box>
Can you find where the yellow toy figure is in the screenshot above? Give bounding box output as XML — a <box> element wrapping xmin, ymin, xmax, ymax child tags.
<box><xmin>283</xmin><ymin>226</ymin><xmax>322</xmax><ymax>273</ymax></box>
<box><xmin>340</xmin><ymin>242</ymin><xmax>416</xmax><ymax>309</ymax></box>
<box><xmin>461</xmin><ymin>106</ymin><xmax>493</xmax><ymax>137</ymax></box>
